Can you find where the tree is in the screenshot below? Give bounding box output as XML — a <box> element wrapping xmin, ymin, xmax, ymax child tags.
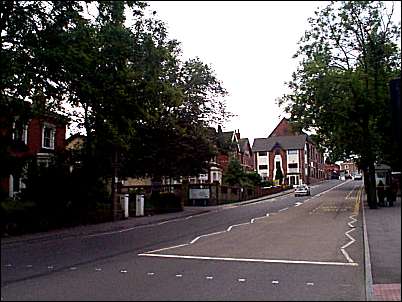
<box><xmin>223</xmin><ymin>159</ymin><xmax>246</xmax><ymax>186</ymax></box>
<box><xmin>275</xmin><ymin>168</ymin><xmax>284</xmax><ymax>185</ymax></box>
<box><xmin>279</xmin><ymin>1</ymin><xmax>401</xmax><ymax>208</ymax></box>
<box><xmin>1</xmin><ymin>1</ymin><xmax>232</xmax><ymax>220</ymax></box>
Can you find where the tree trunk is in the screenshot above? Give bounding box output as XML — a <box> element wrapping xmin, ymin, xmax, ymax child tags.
<box><xmin>365</xmin><ymin>161</ymin><xmax>378</xmax><ymax>209</ymax></box>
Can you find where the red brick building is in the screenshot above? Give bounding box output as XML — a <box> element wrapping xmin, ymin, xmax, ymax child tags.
<box><xmin>252</xmin><ymin>118</ymin><xmax>325</xmax><ymax>186</ymax></box>
<box><xmin>0</xmin><ymin>102</ymin><xmax>67</xmax><ymax>197</ymax></box>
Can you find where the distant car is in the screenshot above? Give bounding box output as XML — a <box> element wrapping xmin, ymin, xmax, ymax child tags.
<box><xmin>353</xmin><ymin>173</ymin><xmax>362</xmax><ymax>180</ymax></box>
<box><xmin>294</xmin><ymin>184</ymin><xmax>311</xmax><ymax>197</ymax></box>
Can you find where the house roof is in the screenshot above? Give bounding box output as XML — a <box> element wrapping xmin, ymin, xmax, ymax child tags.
<box><xmin>238</xmin><ymin>138</ymin><xmax>251</xmax><ymax>153</ymax></box>
<box><xmin>252</xmin><ymin>134</ymin><xmax>308</xmax><ymax>152</ymax></box>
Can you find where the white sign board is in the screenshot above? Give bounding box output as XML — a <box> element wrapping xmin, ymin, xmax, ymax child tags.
<box><xmin>189</xmin><ymin>188</ymin><xmax>210</xmax><ymax>199</ymax></box>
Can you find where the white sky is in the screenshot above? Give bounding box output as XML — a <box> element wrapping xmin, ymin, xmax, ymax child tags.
<box><xmin>147</xmin><ymin>1</ymin><xmax>401</xmax><ymax>145</ymax></box>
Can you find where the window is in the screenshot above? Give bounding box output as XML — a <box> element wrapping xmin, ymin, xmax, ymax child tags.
<box><xmin>259</xmin><ymin>151</ymin><xmax>267</xmax><ymax>156</ymax></box>
<box><xmin>287</xmin><ymin>149</ymin><xmax>298</xmax><ymax>155</ymax></box>
<box><xmin>288</xmin><ymin>163</ymin><xmax>298</xmax><ymax>169</ymax></box>
<box><xmin>259</xmin><ymin>165</ymin><xmax>268</xmax><ymax>170</ymax></box>
<box><xmin>42</xmin><ymin>124</ymin><xmax>56</xmax><ymax>149</ymax></box>
<box><xmin>12</xmin><ymin>120</ymin><xmax>28</xmax><ymax>144</ymax></box>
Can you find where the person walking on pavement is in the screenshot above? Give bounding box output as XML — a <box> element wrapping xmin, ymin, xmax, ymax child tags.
<box><xmin>377</xmin><ymin>180</ymin><xmax>386</xmax><ymax>207</ymax></box>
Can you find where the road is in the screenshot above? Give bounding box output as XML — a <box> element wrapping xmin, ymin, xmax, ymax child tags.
<box><xmin>1</xmin><ymin>179</ymin><xmax>366</xmax><ymax>300</ymax></box>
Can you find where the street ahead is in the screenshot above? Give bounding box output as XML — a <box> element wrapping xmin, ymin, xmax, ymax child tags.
<box><xmin>1</xmin><ymin>180</ymin><xmax>366</xmax><ymax>301</ymax></box>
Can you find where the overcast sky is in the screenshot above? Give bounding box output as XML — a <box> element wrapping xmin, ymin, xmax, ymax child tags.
<box><xmin>147</xmin><ymin>1</ymin><xmax>401</xmax><ymax>145</ymax></box>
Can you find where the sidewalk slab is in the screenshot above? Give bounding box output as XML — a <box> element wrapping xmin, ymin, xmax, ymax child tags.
<box><xmin>373</xmin><ymin>284</ymin><xmax>401</xmax><ymax>301</ymax></box>
<box><xmin>363</xmin><ymin>194</ymin><xmax>401</xmax><ymax>301</ymax></box>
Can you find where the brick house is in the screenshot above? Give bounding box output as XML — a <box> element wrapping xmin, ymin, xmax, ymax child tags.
<box><xmin>0</xmin><ymin>102</ymin><xmax>67</xmax><ymax>198</ymax></box>
<box><xmin>216</xmin><ymin>128</ymin><xmax>254</xmax><ymax>173</ymax></box>
<box><xmin>324</xmin><ymin>163</ymin><xmax>340</xmax><ymax>179</ymax></box>
<box><xmin>339</xmin><ymin>161</ymin><xmax>359</xmax><ymax>179</ymax></box>
<box><xmin>252</xmin><ymin>118</ymin><xmax>325</xmax><ymax>186</ymax></box>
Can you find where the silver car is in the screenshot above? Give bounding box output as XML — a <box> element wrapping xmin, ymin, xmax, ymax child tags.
<box><xmin>294</xmin><ymin>184</ymin><xmax>311</xmax><ymax>197</ymax></box>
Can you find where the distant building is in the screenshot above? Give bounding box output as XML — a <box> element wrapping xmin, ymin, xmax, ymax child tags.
<box><xmin>324</xmin><ymin>163</ymin><xmax>340</xmax><ymax>179</ymax></box>
<box><xmin>339</xmin><ymin>161</ymin><xmax>359</xmax><ymax>178</ymax></box>
<box><xmin>252</xmin><ymin>118</ymin><xmax>325</xmax><ymax>186</ymax></box>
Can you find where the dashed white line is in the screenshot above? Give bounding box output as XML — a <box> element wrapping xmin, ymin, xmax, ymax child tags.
<box><xmin>278</xmin><ymin>207</ymin><xmax>288</xmax><ymax>212</ymax></box>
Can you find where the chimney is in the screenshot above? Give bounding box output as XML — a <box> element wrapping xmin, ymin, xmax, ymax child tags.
<box><xmin>235</xmin><ymin>129</ymin><xmax>240</xmax><ymax>139</ymax></box>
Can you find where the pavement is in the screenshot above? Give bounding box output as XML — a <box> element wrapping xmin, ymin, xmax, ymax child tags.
<box><xmin>363</xmin><ymin>193</ymin><xmax>401</xmax><ymax>301</ymax></box>
<box><xmin>2</xmin><ymin>183</ymin><xmax>401</xmax><ymax>301</ymax></box>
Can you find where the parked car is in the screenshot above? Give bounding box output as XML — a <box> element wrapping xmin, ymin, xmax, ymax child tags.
<box><xmin>294</xmin><ymin>184</ymin><xmax>311</xmax><ymax>197</ymax></box>
<box><xmin>353</xmin><ymin>173</ymin><xmax>362</xmax><ymax>180</ymax></box>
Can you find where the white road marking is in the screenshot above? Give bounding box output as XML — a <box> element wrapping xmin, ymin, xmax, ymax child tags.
<box><xmin>5</xmin><ymin>264</ymin><xmax>12</xmax><ymax>267</ymax></box>
<box><xmin>138</xmin><ymin>253</ymin><xmax>358</xmax><ymax>266</ymax></box>
<box><xmin>147</xmin><ymin>272</ymin><xmax>155</xmax><ymax>276</ymax></box>
<box><xmin>278</xmin><ymin>207</ymin><xmax>288</xmax><ymax>212</ymax></box>
<box><xmin>206</xmin><ymin>276</ymin><xmax>213</xmax><ymax>280</ymax></box>
<box><xmin>348</xmin><ymin>215</ymin><xmax>357</xmax><ymax>228</ymax></box>
<box><xmin>95</xmin><ymin>268</ymin><xmax>102</xmax><ymax>271</ymax></box>
<box><xmin>175</xmin><ymin>274</ymin><xmax>182</xmax><ymax>278</ymax></box>
<box><xmin>238</xmin><ymin>278</ymin><xmax>246</xmax><ymax>282</ymax></box>
<box><xmin>120</xmin><ymin>269</ymin><xmax>128</xmax><ymax>273</ymax></box>
<box><xmin>47</xmin><ymin>266</ymin><xmax>54</xmax><ymax>269</ymax></box>
<box><xmin>190</xmin><ymin>231</ymin><xmax>226</xmax><ymax>244</ymax></box>
<box><xmin>306</xmin><ymin>282</ymin><xmax>314</xmax><ymax>286</ymax></box>
<box><xmin>294</xmin><ymin>202</ymin><xmax>303</xmax><ymax>207</ymax></box>
<box><xmin>69</xmin><ymin>267</ymin><xmax>77</xmax><ymax>271</ymax></box>
<box><xmin>142</xmin><ymin>243</ymin><xmax>190</xmax><ymax>254</ymax></box>
<box><xmin>272</xmin><ymin>280</ymin><xmax>279</xmax><ymax>284</ymax></box>
<box><xmin>340</xmin><ymin>214</ymin><xmax>358</xmax><ymax>263</ymax></box>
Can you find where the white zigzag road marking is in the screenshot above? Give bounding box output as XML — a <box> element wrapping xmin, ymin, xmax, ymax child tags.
<box><xmin>341</xmin><ymin>214</ymin><xmax>358</xmax><ymax>263</ymax></box>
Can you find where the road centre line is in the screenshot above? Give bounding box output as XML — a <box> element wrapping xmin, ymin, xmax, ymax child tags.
<box><xmin>190</xmin><ymin>231</ymin><xmax>227</xmax><ymax>244</ymax></box>
<box><xmin>137</xmin><ymin>253</ymin><xmax>358</xmax><ymax>266</ymax></box>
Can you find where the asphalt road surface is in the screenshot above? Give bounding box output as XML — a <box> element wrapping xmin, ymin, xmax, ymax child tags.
<box><xmin>1</xmin><ymin>179</ymin><xmax>366</xmax><ymax>301</ymax></box>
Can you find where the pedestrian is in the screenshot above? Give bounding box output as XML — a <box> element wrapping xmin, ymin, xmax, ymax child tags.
<box><xmin>377</xmin><ymin>180</ymin><xmax>385</xmax><ymax>207</ymax></box>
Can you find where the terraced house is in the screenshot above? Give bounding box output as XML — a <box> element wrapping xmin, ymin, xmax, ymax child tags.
<box><xmin>252</xmin><ymin>118</ymin><xmax>325</xmax><ymax>186</ymax></box>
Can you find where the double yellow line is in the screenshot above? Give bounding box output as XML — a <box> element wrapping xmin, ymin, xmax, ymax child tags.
<box><xmin>353</xmin><ymin>186</ymin><xmax>363</xmax><ymax>215</ymax></box>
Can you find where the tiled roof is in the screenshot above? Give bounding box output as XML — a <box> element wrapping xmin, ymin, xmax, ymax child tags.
<box><xmin>252</xmin><ymin>134</ymin><xmax>308</xmax><ymax>152</ymax></box>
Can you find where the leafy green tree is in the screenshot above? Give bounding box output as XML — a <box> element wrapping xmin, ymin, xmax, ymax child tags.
<box><xmin>223</xmin><ymin>159</ymin><xmax>245</xmax><ymax>186</ymax></box>
<box><xmin>279</xmin><ymin>1</ymin><xmax>401</xmax><ymax>208</ymax></box>
<box><xmin>244</xmin><ymin>171</ymin><xmax>263</xmax><ymax>187</ymax></box>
